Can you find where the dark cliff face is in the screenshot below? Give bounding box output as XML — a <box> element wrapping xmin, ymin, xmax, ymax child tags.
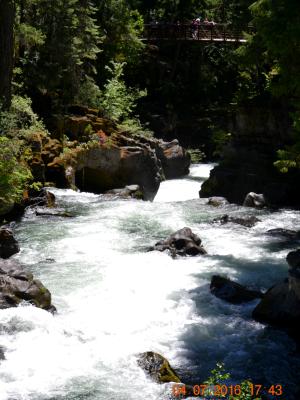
<box><xmin>200</xmin><ymin>105</ymin><xmax>300</xmax><ymax>207</ymax></box>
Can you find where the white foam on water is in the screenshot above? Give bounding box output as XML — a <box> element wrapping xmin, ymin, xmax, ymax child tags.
<box><xmin>154</xmin><ymin>163</ymin><xmax>215</xmax><ymax>202</ymax></box>
<box><xmin>1</xmin><ymin>164</ymin><xmax>300</xmax><ymax>400</ymax></box>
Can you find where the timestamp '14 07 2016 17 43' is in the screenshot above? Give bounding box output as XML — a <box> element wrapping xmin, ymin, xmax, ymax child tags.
<box><xmin>172</xmin><ymin>383</ymin><xmax>283</xmax><ymax>397</ymax></box>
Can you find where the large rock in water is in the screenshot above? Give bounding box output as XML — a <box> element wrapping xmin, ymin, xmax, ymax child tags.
<box><xmin>46</xmin><ymin>110</ymin><xmax>190</xmax><ymax>200</ymax></box>
<box><xmin>137</xmin><ymin>352</ymin><xmax>181</xmax><ymax>383</ymax></box>
<box><xmin>0</xmin><ymin>259</ymin><xmax>55</xmax><ymax>312</ymax></box>
<box><xmin>104</xmin><ymin>184</ymin><xmax>143</xmax><ymax>199</ymax></box>
<box><xmin>155</xmin><ymin>139</ymin><xmax>190</xmax><ymax>179</ymax></box>
<box><xmin>58</xmin><ymin>145</ymin><xmax>162</xmax><ymax>201</ymax></box>
<box><xmin>210</xmin><ymin>275</ymin><xmax>263</xmax><ymax>304</ymax></box>
<box><xmin>0</xmin><ymin>228</ymin><xmax>20</xmax><ymax>259</ymax></box>
<box><xmin>213</xmin><ymin>214</ymin><xmax>261</xmax><ymax>228</ymax></box>
<box><xmin>153</xmin><ymin>227</ymin><xmax>207</xmax><ymax>257</ymax></box>
<box><xmin>0</xmin><ymin>346</ymin><xmax>4</xmax><ymax>361</ymax></box>
<box><xmin>199</xmin><ymin>106</ymin><xmax>300</xmax><ymax>207</ymax></box>
<box><xmin>266</xmin><ymin>228</ymin><xmax>300</xmax><ymax>240</ymax></box>
<box><xmin>243</xmin><ymin>192</ymin><xmax>266</xmax><ymax>208</ymax></box>
<box><xmin>252</xmin><ymin>249</ymin><xmax>300</xmax><ymax>338</ymax></box>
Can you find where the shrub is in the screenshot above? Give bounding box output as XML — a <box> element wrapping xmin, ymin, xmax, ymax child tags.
<box><xmin>0</xmin><ymin>136</ymin><xmax>32</xmax><ymax>211</ymax></box>
<box><xmin>101</xmin><ymin>61</ymin><xmax>146</xmax><ymax>122</ymax></box>
<box><xmin>204</xmin><ymin>363</ymin><xmax>262</xmax><ymax>400</ymax></box>
<box><xmin>0</xmin><ymin>95</ymin><xmax>46</xmax><ymax>138</ymax></box>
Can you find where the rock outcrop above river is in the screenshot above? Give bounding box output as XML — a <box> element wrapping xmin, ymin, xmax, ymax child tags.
<box><xmin>152</xmin><ymin>227</ymin><xmax>207</xmax><ymax>257</ymax></box>
<box><xmin>137</xmin><ymin>352</ymin><xmax>181</xmax><ymax>383</ymax></box>
<box><xmin>154</xmin><ymin>139</ymin><xmax>190</xmax><ymax>178</ymax></box>
<box><xmin>0</xmin><ymin>228</ymin><xmax>20</xmax><ymax>259</ymax></box>
<box><xmin>210</xmin><ymin>275</ymin><xmax>263</xmax><ymax>304</ymax></box>
<box><xmin>74</xmin><ymin>144</ymin><xmax>161</xmax><ymax>201</ymax></box>
<box><xmin>42</xmin><ymin>108</ymin><xmax>191</xmax><ymax>201</ymax></box>
<box><xmin>200</xmin><ymin>106</ymin><xmax>300</xmax><ymax>207</ymax></box>
<box><xmin>1</xmin><ymin>187</ymin><xmax>56</xmax><ymax>223</ymax></box>
<box><xmin>0</xmin><ymin>259</ymin><xmax>55</xmax><ymax>312</ymax></box>
<box><xmin>252</xmin><ymin>249</ymin><xmax>300</xmax><ymax>338</ymax></box>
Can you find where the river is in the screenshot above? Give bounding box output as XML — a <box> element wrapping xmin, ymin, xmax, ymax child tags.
<box><xmin>1</xmin><ymin>164</ymin><xmax>300</xmax><ymax>400</ymax></box>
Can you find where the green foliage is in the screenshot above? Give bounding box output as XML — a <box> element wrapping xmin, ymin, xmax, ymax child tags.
<box><xmin>0</xmin><ymin>136</ymin><xmax>32</xmax><ymax>209</ymax></box>
<box><xmin>212</xmin><ymin>129</ymin><xmax>232</xmax><ymax>157</ymax></box>
<box><xmin>29</xmin><ymin>181</ymin><xmax>43</xmax><ymax>192</ymax></box>
<box><xmin>119</xmin><ymin>118</ymin><xmax>154</xmax><ymax>138</ymax></box>
<box><xmin>95</xmin><ymin>0</ymin><xmax>144</xmax><ymax>69</ymax></box>
<box><xmin>250</xmin><ymin>0</ymin><xmax>300</xmax><ymax>99</ymax></box>
<box><xmin>16</xmin><ymin>0</ymin><xmax>101</xmax><ymax>104</ymax></box>
<box><xmin>75</xmin><ymin>76</ymin><xmax>102</xmax><ymax>108</ymax></box>
<box><xmin>204</xmin><ymin>362</ymin><xmax>230</xmax><ymax>387</ymax></box>
<box><xmin>187</xmin><ymin>148</ymin><xmax>205</xmax><ymax>163</ymax></box>
<box><xmin>102</xmin><ymin>61</ymin><xmax>147</xmax><ymax>122</ymax></box>
<box><xmin>203</xmin><ymin>363</ymin><xmax>261</xmax><ymax>400</ymax></box>
<box><xmin>0</xmin><ymin>95</ymin><xmax>46</xmax><ymax>137</ymax></box>
<box><xmin>274</xmin><ymin>112</ymin><xmax>300</xmax><ymax>172</ymax></box>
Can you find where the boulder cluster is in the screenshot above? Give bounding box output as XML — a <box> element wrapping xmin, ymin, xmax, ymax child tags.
<box><xmin>152</xmin><ymin>227</ymin><xmax>207</xmax><ymax>257</ymax></box>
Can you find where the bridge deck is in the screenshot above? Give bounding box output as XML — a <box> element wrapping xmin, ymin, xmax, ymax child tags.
<box><xmin>143</xmin><ymin>23</ymin><xmax>249</xmax><ymax>43</ymax></box>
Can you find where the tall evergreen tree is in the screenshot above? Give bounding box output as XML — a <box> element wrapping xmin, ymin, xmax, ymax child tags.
<box><xmin>0</xmin><ymin>0</ymin><xmax>15</xmax><ymax>109</ymax></box>
<box><xmin>17</xmin><ymin>0</ymin><xmax>101</xmax><ymax>105</ymax></box>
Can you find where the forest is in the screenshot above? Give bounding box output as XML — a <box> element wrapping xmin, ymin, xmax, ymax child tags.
<box><xmin>1</xmin><ymin>0</ymin><xmax>300</xmax><ymax>212</ymax></box>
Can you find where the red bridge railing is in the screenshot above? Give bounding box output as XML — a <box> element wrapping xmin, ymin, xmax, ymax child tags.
<box><xmin>143</xmin><ymin>23</ymin><xmax>249</xmax><ymax>43</ymax></box>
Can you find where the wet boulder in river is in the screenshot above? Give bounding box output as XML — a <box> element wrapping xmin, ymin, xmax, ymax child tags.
<box><xmin>252</xmin><ymin>249</ymin><xmax>300</xmax><ymax>338</ymax></box>
<box><xmin>0</xmin><ymin>259</ymin><xmax>56</xmax><ymax>312</ymax></box>
<box><xmin>0</xmin><ymin>228</ymin><xmax>20</xmax><ymax>259</ymax></box>
<box><xmin>207</xmin><ymin>197</ymin><xmax>229</xmax><ymax>207</ymax></box>
<box><xmin>243</xmin><ymin>192</ymin><xmax>266</xmax><ymax>208</ymax></box>
<box><xmin>213</xmin><ymin>214</ymin><xmax>260</xmax><ymax>228</ymax></box>
<box><xmin>286</xmin><ymin>249</ymin><xmax>300</xmax><ymax>268</ymax></box>
<box><xmin>35</xmin><ymin>207</ymin><xmax>73</xmax><ymax>217</ymax></box>
<box><xmin>155</xmin><ymin>139</ymin><xmax>191</xmax><ymax>179</ymax></box>
<box><xmin>266</xmin><ymin>228</ymin><xmax>300</xmax><ymax>240</ymax></box>
<box><xmin>74</xmin><ymin>145</ymin><xmax>161</xmax><ymax>201</ymax></box>
<box><xmin>104</xmin><ymin>184</ymin><xmax>143</xmax><ymax>199</ymax></box>
<box><xmin>137</xmin><ymin>351</ymin><xmax>181</xmax><ymax>383</ymax></box>
<box><xmin>153</xmin><ymin>227</ymin><xmax>207</xmax><ymax>257</ymax></box>
<box><xmin>210</xmin><ymin>275</ymin><xmax>263</xmax><ymax>304</ymax></box>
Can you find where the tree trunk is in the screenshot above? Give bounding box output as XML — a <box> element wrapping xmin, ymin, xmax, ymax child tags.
<box><xmin>0</xmin><ymin>0</ymin><xmax>15</xmax><ymax>109</ymax></box>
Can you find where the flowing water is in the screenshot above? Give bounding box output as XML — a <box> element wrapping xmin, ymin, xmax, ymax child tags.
<box><xmin>1</xmin><ymin>164</ymin><xmax>300</xmax><ymax>400</ymax></box>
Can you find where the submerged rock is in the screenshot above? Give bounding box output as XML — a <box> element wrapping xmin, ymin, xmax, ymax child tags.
<box><xmin>213</xmin><ymin>214</ymin><xmax>261</xmax><ymax>228</ymax></box>
<box><xmin>243</xmin><ymin>192</ymin><xmax>266</xmax><ymax>208</ymax></box>
<box><xmin>286</xmin><ymin>249</ymin><xmax>300</xmax><ymax>269</ymax></box>
<box><xmin>35</xmin><ymin>207</ymin><xmax>73</xmax><ymax>217</ymax></box>
<box><xmin>207</xmin><ymin>196</ymin><xmax>229</xmax><ymax>207</ymax></box>
<box><xmin>0</xmin><ymin>259</ymin><xmax>56</xmax><ymax>312</ymax></box>
<box><xmin>0</xmin><ymin>346</ymin><xmax>4</xmax><ymax>360</ymax></box>
<box><xmin>266</xmin><ymin>228</ymin><xmax>300</xmax><ymax>240</ymax></box>
<box><xmin>104</xmin><ymin>184</ymin><xmax>143</xmax><ymax>199</ymax></box>
<box><xmin>0</xmin><ymin>228</ymin><xmax>20</xmax><ymax>259</ymax></box>
<box><xmin>137</xmin><ymin>352</ymin><xmax>181</xmax><ymax>383</ymax></box>
<box><xmin>152</xmin><ymin>227</ymin><xmax>207</xmax><ymax>257</ymax></box>
<box><xmin>210</xmin><ymin>275</ymin><xmax>263</xmax><ymax>304</ymax></box>
<box><xmin>252</xmin><ymin>249</ymin><xmax>300</xmax><ymax>338</ymax></box>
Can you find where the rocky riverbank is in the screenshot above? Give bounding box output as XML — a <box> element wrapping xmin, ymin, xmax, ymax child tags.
<box><xmin>200</xmin><ymin>105</ymin><xmax>300</xmax><ymax>208</ymax></box>
<box><xmin>0</xmin><ymin>106</ymin><xmax>190</xmax><ymax>222</ymax></box>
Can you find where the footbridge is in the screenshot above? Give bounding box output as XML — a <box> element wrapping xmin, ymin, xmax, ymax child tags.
<box><xmin>143</xmin><ymin>23</ymin><xmax>251</xmax><ymax>43</ymax></box>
